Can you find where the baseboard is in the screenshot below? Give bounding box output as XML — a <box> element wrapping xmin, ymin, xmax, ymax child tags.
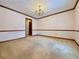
<box><xmin>35</xmin><ymin>34</ymin><xmax>79</xmax><ymax>47</ymax></box>
<box><xmin>74</xmin><ymin>40</ymin><xmax>79</xmax><ymax>45</ymax></box>
<box><xmin>0</xmin><ymin>37</ymin><xmax>26</xmax><ymax>43</ymax></box>
<box><xmin>32</xmin><ymin>34</ymin><xmax>39</xmax><ymax>36</ymax></box>
<box><xmin>35</xmin><ymin>34</ymin><xmax>74</xmax><ymax>40</ymax></box>
<box><xmin>0</xmin><ymin>35</ymin><xmax>79</xmax><ymax>47</ymax></box>
<box><xmin>74</xmin><ymin>40</ymin><xmax>79</xmax><ymax>47</ymax></box>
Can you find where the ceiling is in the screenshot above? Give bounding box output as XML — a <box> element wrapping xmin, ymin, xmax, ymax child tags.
<box><xmin>0</xmin><ymin>0</ymin><xmax>78</xmax><ymax>19</ymax></box>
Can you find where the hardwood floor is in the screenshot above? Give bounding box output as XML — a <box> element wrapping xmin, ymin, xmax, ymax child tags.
<box><xmin>0</xmin><ymin>36</ymin><xmax>79</xmax><ymax>59</ymax></box>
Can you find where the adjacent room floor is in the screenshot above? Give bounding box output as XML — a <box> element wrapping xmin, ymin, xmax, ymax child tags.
<box><xmin>0</xmin><ymin>36</ymin><xmax>79</xmax><ymax>59</ymax></box>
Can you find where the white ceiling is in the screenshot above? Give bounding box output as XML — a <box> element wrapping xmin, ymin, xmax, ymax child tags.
<box><xmin>0</xmin><ymin>0</ymin><xmax>77</xmax><ymax>19</ymax></box>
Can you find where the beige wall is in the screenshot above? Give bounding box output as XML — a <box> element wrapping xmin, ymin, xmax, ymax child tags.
<box><xmin>0</xmin><ymin>7</ymin><xmax>37</xmax><ymax>41</ymax></box>
<box><xmin>0</xmin><ymin>7</ymin><xmax>26</xmax><ymax>30</ymax></box>
<box><xmin>75</xmin><ymin>1</ymin><xmax>79</xmax><ymax>44</ymax></box>
<box><xmin>32</xmin><ymin>19</ymin><xmax>38</xmax><ymax>35</ymax></box>
<box><xmin>37</xmin><ymin>10</ymin><xmax>75</xmax><ymax>39</ymax></box>
<box><xmin>1</xmin><ymin>3</ymin><xmax>79</xmax><ymax>42</ymax></box>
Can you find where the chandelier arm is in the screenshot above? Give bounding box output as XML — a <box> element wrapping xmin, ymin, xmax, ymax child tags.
<box><xmin>35</xmin><ymin>5</ymin><xmax>44</xmax><ymax>16</ymax></box>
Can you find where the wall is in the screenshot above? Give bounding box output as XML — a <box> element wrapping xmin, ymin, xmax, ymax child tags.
<box><xmin>37</xmin><ymin>10</ymin><xmax>75</xmax><ymax>39</ymax></box>
<box><xmin>32</xmin><ymin>19</ymin><xmax>38</xmax><ymax>35</ymax></box>
<box><xmin>75</xmin><ymin>1</ymin><xmax>79</xmax><ymax>44</ymax></box>
<box><xmin>0</xmin><ymin>4</ymin><xmax>76</xmax><ymax>41</ymax></box>
<box><xmin>0</xmin><ymin>7</ymin><xmax>37</xmax><ymax>42</ymax></box>
<box><xmin>0</xmin><ymin>7</ymin><xmax>25</xmax><ymax>42</ymax></box>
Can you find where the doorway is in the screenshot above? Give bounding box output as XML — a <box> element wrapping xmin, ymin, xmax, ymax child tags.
<box><xmin>25</xmin><ymin>18</ymin><xmax>32</xmax><ymax>36</ymax></box>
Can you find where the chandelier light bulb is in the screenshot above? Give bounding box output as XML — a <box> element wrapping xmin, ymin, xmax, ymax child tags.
<box><xmin>35</xmin><ymin>5</ymin><xmax>44</xmax><ymax>16</ymax></box>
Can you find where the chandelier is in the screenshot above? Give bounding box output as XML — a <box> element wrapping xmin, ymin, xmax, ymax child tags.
<box><xmin>35</xmin><ymin>5</ymin><xmax>44</xmax><ymax>16</ymax></box>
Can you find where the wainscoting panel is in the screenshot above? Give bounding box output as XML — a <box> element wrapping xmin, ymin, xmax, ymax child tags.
<box><xmin>0</xmin><ymin>31</ymin><xmax>25</xmax><ymax>42</ymax></box>
<box><xmin>33</xmin><ymin>29</ymin><xmax>77</xmax><ymax>39</ymax></box>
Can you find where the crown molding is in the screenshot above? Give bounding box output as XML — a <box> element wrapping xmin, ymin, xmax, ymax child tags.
<box><xmin>0</xmin><ymin>0</ymin><xmax>78</xmax><ymax>19</ymax></box>
<box><xmin>36</xmin><ymin>0</ymin><xmax>79</xmax><ymax>19</ymax></box>
<box><xmin>0</xmin><ymin>5</ymin><xmax>37</xmax><ymax>19</ymax></box>
<box><xmin>36</xmin><ymin>8</ymin><xmax>74</xmax><ymax>19</ymax></box>
<box><xmin>73</xmin><ymin>0</ymin><xmax>79</xmax><ymax>9</ymax></box>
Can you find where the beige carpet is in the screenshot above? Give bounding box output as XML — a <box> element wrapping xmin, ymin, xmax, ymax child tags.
<box><xmin>0</xmin><ymin>36</ymin><xmax>79</xmax><ymax>59</ymax></box>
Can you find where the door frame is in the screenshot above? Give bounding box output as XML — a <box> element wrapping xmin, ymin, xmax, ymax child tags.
<box><xmin>25</xmin><ymin>18</ymin><xmax>32</xmax><ymax>36</ymax></box>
